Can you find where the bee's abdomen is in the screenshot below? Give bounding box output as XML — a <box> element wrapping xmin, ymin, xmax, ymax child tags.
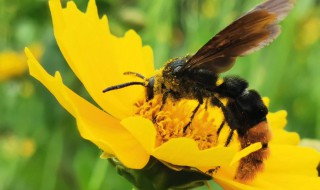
<box><xmin>216</xmin><ymin>76</ymin><xmax>271</xmax><ymax>181</ymax></box>
<box><xmin>230</xmin><ymin>88</ymin><xmax>270</xmax><ymax>181</ymax></box>
<box><xmin>236</xmin><ymin>121</ymin><xmax>271</xmax><ymax>181</ymax></box>
<box><xmin>217</xmin><ymin>77</ymin><xmax>268</xmax><ymax>134</ymax></box>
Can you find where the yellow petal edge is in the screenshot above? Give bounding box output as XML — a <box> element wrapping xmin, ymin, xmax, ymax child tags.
<box><xmin>25</xmin><ymin>47</ymin><xmax>149</xmax><ymax>169</ymax></box>
<box><xmin>49</xmin><ymin>0</ymin><xmax>154</xmax><ymax>119</ymax></box>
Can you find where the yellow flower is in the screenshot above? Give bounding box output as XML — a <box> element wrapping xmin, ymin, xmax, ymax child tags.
<box><xmin>25</xmin><ymin>0</ymin><xmax>320</xmax><ymax>189</ymax></box>
<box><xmin>298</xmin><ymin>16</ymin><xmax>320</xmax><ymax>48</ymax></box>
<box><xmin>0</xmin><ymin>134</ymin><xmax>36</xmax><ymax>159</ymax></box>
<box><xmin>0</xmin><ymin>44</ymin><xmax>42</xmax><ymax>81</ymax></box>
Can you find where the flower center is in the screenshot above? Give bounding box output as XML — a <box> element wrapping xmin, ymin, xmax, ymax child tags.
<box><xmin>135</xmin><ymin>95</ymin><xmax>238</xmax><ymax>150</ymax></box>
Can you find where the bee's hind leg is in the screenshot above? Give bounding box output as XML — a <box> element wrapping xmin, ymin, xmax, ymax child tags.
<box><xmin>211</xmin><ymin>96</ymin><xmax>239</xmax><ymax>146</ymax></box>
<box><xmin>183</xmin><ymin>96</ymin><xmax>204</xmax><ymax>132</ymax></box>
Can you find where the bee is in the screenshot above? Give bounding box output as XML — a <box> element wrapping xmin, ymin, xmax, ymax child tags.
<box><xmin>103</xmin><ymin>0</ymin><xmax>294</xmax><ymax>181</ymax></box>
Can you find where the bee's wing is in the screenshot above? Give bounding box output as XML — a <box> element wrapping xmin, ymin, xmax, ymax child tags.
<box><xmin>181</xmin><ymin>0</ymin><xmax>295</xmax><ymax>74</ymax></box>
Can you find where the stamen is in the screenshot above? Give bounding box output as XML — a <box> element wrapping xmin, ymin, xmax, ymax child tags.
<box><xmin>135</xmin><ymin>95</ymin><xmax>237</xmax><ymax>150</ymax></box>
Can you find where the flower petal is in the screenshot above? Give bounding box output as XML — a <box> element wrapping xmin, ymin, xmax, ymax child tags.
<box><xmin>25</xmin><ymin>48</ymin><xmax>149</xmax><ymax>169</ymax></box>
<box><xmin>263</xmin><ymin>145</ymin><xmax>319</xmax><ymax>176</ymax></box>
<box><xmin>214</xmin><ymin>174</ymin><xmax>261</xmax><ymax>190</ymax></box>
<box><xmin>216</xmin><ymin>172</ymin><xmax>320</xmax><ymax>190</ymax></box>
<box><xmin>271</xmin><ymin>130</ymin><xmax>300</xmax><ymax>145</ymax></box>
<box><xmin>120</xmin><ymin>116</ymin><xmax>156</xmax><ymax>153</ymax></box>
<box><xmin>262</xmin><ymin>97</ymin><xmax>270</xmax><ymax>108</ymax></box>
<box><xmin>215</xmin><ymin>144</ymin><xmax>320</xmax><ymax>190</ymax></box>
<box><xmin>267</xmin><ymin>110</ymin><xmax>287</xmax><ymax>130</ymax></box>
<box><xmin>229</xmin><ymin>142</ymin><xmax>262</xmax><ymax>166</ymax></box>
<box><xmin>255</xmin><ymin>174</ymin><xmax>320</xmax><ymax>190</ymax></box>
<box><xmin>268</xmin><ymin>110</ymin><xmax>300</xmax><ymax>145</ymax></box>
<box><xmin>49</xmin><ymin>0</ymin><xmax>154</xmax><ymax>119</ymax></box>
<box><xmin>152</xmin><ymin>138</ymin><xmax>238</xmax><ymax>168</ymax></box>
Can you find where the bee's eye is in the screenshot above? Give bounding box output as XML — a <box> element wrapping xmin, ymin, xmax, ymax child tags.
<box><xmin>173</xmin><ymin>65</ymin><xmax>181</xmax><ymax>74</ymax></box>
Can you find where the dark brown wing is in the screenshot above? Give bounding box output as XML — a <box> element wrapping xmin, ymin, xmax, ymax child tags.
<box><xmin>181</xmin><ymin>0</ymin><xmax>295</xmax><ymax>74</ymax></box>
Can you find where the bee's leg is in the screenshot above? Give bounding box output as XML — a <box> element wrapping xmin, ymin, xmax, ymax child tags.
<box><xmin>160</xmin><ymin>90</ymin><xmax>171</xmax><ymax>111</ymax></box>
<box><xmin>211</xmin><ymin>96</ymin><xmax>239</xmax><ymax>146</ymax></box>
<box><xmin>153</xmin><ymin>90</ymin><xmax>178</xmax><ymax>123</ymax></box>
<box><xmin>225</xmin><ymin>129</ymin><xmax>235</xmax><ymax>146</ymax></box>
<box><xmin>217</xmin><ymin>120</ymin><xmax>225</xmax><ymax>135</ymax></box>
<box><xmin>183</xmin><ymin>98</ymin><xmax>203</xmax><ymax>132</ymax></box>
<box><xmin>204</xmin><ymin>98</ymin><xmax>210</xmax><ymax>110</ymax></box>
<box><xmin>206</xmin><ymin>166</ymin><xmax>221</xmax><ymax>175</ymax></box>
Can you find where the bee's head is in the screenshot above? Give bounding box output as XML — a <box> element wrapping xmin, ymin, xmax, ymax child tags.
<box><xmin>163</xmin><ymin>56</ymin><xmax>190</xmax><ymax>79</ymax></box>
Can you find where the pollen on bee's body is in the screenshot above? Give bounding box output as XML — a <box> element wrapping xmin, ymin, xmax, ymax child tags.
<box><xmin>135</xmin><ymin>95</ymin><xmax>237</xmax><ymax>150</ymax></box>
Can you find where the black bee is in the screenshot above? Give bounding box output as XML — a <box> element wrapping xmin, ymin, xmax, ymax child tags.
<box><xmin>103</xmin><ymin>0</ymin><xmax>294</xmax><ymax>181</ymax></box>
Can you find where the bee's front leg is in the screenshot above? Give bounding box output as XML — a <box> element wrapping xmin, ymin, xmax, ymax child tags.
<box><xmin>152</xmin><ymin>90</ymin><xmax>179</xmax><ymax>123</ymax></box>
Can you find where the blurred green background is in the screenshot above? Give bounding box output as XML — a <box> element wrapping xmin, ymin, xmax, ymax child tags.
<box><xmin>1</xmin><ymin>0</ymin><xmax>319</xmax><ymax>189</ymax></box>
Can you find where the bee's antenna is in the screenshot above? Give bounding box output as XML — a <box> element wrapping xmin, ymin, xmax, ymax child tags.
<box><xmin>102</xmin><ymin>82</ymin><xmax>146</xmax><ymax>93</ymax></box>
<box><xmin>123</xmin><ymin>72</ymin><xmax>146</xmax><ymax>79</ymax></box>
